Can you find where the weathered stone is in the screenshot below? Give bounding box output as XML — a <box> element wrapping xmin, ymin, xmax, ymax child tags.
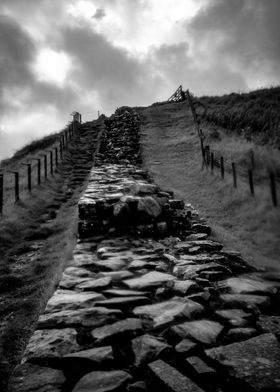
<box><xmin>72</xmin><ymin>370</ymin><xmax>132</xmax><ymax>392</ymax></box>
<box><xmin>133</xmin><ymin>297</ymin><xmax>204</xmax><ymax>328</ymax></box>
<box><xmin>94</xmin><ymin>296</ymin><xmax>150</xmax><ymax>309</ymax></box>
<box><xmin>187</xmin><ymin>240</ymin><xmax>223</xmax><ymax>251</ymax></box>
<box><xmin>113</xmin><ymin>202</ymin><xmax>131</xmax><ymax>221</ymax></box>
<box><xmin>101</xmin><ymin>271</ymin><xmax>134</xmax><ymax>281</ymax></box>
<box><xmin>63</xmin><ymin>267</ymin><xmax>95</xmax><ymax>278</ymax></box>
<box><xmin>59</xmin><ymin>274</ymin><xmax>93</xmax><ymax>290</ymax></box>
<box><xmin>215</xmin><ymin>309</ymin><xmax>252</xmax><ymax>327</ymax></box>
<box><xmin>9</xmin><ymin>363</ymin><xmax>66</xmax><ymax>392</ymax></box>
<box><xmin>226</xmin><ymin>328</ymin><xmax>257</xmax><ymax>341</ymax></box>
<box><xmin>75</xmin><ymin>277</ymin><xmax>112</xmax><ymax>291</ymax></box>
<box><xmin>91</xmin><ymin>318</ymin><xmax>143</xmax><ymax>344</ymax></box>
<box><xmin>186</xmin><ymin>356</ymin><xmax>216</xmax><ymax>374</ymax></box>
<box><xmin>45</xmin><ymin>290</ymin><xmax>105</xmax><ymax>313</ymax></box>
<box><xmin>174</xmin><ymin>263</ymin><xmax>229</xmax><ymax>279</ymax></box>
<box><xmin>175</xmin><ymin>339</ymin><xmax>197</xmax><ymax>355</ymax></box>
<box><xmin>218</xmin><ymin>277</ymin><xmax>278</xmax><ymax>295</ymax></box>
<box><xmin>185</xmin><ymin>233</ymin><xmax>208</xmax><ymax>241</ymax></box>
<box><xmin>127</xmin><ymin>381</ymin><xmax>147</xmax><ymax>392</ymax></box>
<box><xmin>138</xmin><ymin>196</ymin><xmax>161</xmax><ymax>218</ymax></box>
<box><xmin>179</xmin><ymin>254</ymin><xmax>225</xmax><ymax>263</ymax></box>
<box><xmin>171</xmin><ymin>280</ymin><xmax>198</xmax><ymax>295</ymax></box>
<box><xmin>148</xmin><ymin>360</ymin><xmax>204</xmax><ymax>392</ymax></box>
<box><xmin>23</xmin><ymin>328</ymin><xmax>80</xmax><ymax>361</ymax></box>
<box><xmin>206</xmin><ymin>333</ymin><xmax>280</xmax><ymax>391</ymax></box>
<box><xmin>91</xmin><ymin>258</ymin><xmax>127</xmax><ymax>271</ymax></box>
<box><xmin>63</xmin><ymin>346</ymin><xmax>114</xmax><ymax>366</ymax></box>
<box><xmin>220</xmin><ymin>293</ymin><xmax>271</xmax><ymax>311</ymax></box>
<box><xmin>38</xmin><ymin>307</ymin><xmax>121</xmax><ymax>329</ymax></box>
<box><xmin>124</xmin><ymin>271</ymin><xmax>176</xmax><ymax>290</ymax></box>
<box><xmin>171</xmin><ymin>320</ymin><xmax>223</xmax><ymax>345</ymax></box>
<box><xmin>128</xmin><ymin>260</ymin><xmax>157</xmax><ymax>270</ymax></box>
<box><xmin>103</xmin><ymin>289</ymin><xmax>149</xmax><ymax>297</ymax></box>
<box><xmin>132</xmin><ymin>334</ymin><xmax>171</xmax><ymax>366</ymax></box>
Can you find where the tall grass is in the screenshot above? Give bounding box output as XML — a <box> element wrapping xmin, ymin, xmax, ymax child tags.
<box><xmin>198</xmin><ymin>87</ymin><xmax>280</xmax><ymax>148</ymax></box>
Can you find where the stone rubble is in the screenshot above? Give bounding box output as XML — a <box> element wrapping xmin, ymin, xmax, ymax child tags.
<box><xmin>9</xmin><ymin>107</ymin><xmax>280</xmax><ymax>392</ymax></box>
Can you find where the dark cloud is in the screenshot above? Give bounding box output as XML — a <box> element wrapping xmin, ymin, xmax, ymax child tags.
<box><xmin>188</xmin><ymin>0</ymin><xmax>280</xmax><ymax>83</ymax></box>
<box><xmin>92</xmin><ymin>8</ymin><xmax>106</xmax><ymax>20</ymax></box>
<box><xmin>150</xmin><ymin>41</ymin><xmax>247</xmax><ymax>95</ymax></box>
<box><xmin>61</xmin><ymin>24</ymin><xmax>159</xmax><ymax>111</ymax></box>
<box><xmin>0</xmin><ymin>14</ymin><xmax>35</xmax><ymax>104</ymax></box>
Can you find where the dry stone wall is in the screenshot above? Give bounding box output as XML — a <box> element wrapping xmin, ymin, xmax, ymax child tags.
<box><xmin>9</xmin><ymin>108</ymin><xmax>280</xmax><ymax>392</ymax></box>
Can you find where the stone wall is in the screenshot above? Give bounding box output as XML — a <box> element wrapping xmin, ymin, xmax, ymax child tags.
<box><xmin>9</xmin><ymin>108</ymin><xmax>280</xmax><ymax>392</ymax></box>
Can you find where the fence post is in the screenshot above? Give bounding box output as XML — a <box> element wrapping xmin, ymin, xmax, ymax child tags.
<box><xmin>55</xmin><ymin>147</ymin><xmax>58</xmax><ymax>167</ymax></box>
<box><xmin>232</xmin><ymin>162</ymin><xmax>237</xmax><ymax>188</ymax></box>
<box><xmin>21</xmin><ymin>163</ymin><xmax>32</xmax><ymax>192</ymax></box>
<box><xmin>270</xmin><ymin>172</ymin><xmax>277</xmax><ymax>207</ymax></box>
<box><xmin>47</xmin><ymin>151</ymin><xmax>53</xmax><ymax>175</ymax></box>
<box><xmin>211</xmin><ymin>153</ymin><xmax>214</xmax><ymax>172</ymax></box>
<box><xmin>250</xmin><ymin>149</ymin><xmax>255</xmax><ymax>169</ymax></box>
<box><xmin>37</xmin><ymin>159</ymin><xmax>41</xmax><ymax>185</ymax></box>
<box><xmin>60</xmin><ymin>140</ymin><xmax>63</xmax><ymax>158</ymax></box>
<box><xmin>0</xmin><ymin>173</ymin><xmax>3</xmax><ymax>215</ymax></box>
<box><xmin>220</xmin><ymin>157</ymin><xmax>224</xmax><ymax>179</ymax></box>
<box><xmin>43</xmin><ymin>154</ymin><xmax>48</xmax><ymax>179</ymax></box>
<box><xmin>248</xmin><ymin>169</ymin><xmax>254</xmax><ymax>195</ymax></box>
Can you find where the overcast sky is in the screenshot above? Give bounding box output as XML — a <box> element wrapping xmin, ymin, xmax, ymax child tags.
<box><xmin>0</xmin><ymin>0</ymin><xmax>279</xmax><ymax>160</ymax></box>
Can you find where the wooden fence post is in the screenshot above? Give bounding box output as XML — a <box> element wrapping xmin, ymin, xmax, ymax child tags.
<box><xmin>270</xmin><ymin>172</ymin><xmax>277</xmax><ymax>207</ymax></box>
<box><xmin>21</xmin><ymin>163</ymin><xmax>32</xmax><ymax>192</ymax></box>
<box><xmin>220</xmin><ymin>157</ymin><xmax>224</xmax><ymax>179</ymax></box>
<box><xmin>55</xmin><ymin>147</ymin><xmax>58</xmax><ymax>167</ymax></box>
<box><xmin>43</xmin><ymin>154</ymin><xmax>48</xmax><ymax>179</ymax></box>
<box><xmin>248</xmin><ymin>169</ymin><xmax>254</xmax><ymax>195</ymax></box>
<box><xmin>232</xmin><ymin>162</ymin><xmax>237</xmax><ymax>188</ymax></box>
<box><xmin>0</xmin><ymin>173</ymin><xmax>3</xmax><ymax>215</ymax></box>
<box><xmin>60</xmin><ymin>140</ymin><xmax>63</xmax><ymax>158</ymax></box>
<box><xmin>47</xmin><ymin>151</ymin><xmax>53</xmax><ymax>175</ymax></box>
<box><xmin>37</xmin><ymin>159</ymin><xmax>41</xmax><ymax>185</ymax></box>
<box><xmin>250</xmin><ymin>149</ymin><xmax>255</xmax><ymax>169</ymax></box>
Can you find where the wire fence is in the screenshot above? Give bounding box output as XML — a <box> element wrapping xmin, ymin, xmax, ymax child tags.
<box><xmin>0</xmin><ymin>113</ymin><xmax>82</xmax><ymax>217</ymax></box>
<box><xmin>168</xmin><ymin>86</ymin><xmax>279</xmax><ymax>207</ymax></box>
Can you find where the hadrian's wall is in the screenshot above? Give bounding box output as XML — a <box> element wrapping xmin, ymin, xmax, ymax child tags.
<box><xmin>9</xmin><ymin>108</ymin><xmax>280</xmax><ymax>392</ymax></box>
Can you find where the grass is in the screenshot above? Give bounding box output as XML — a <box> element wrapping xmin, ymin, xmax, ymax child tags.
<box><xmin>0</xmin><ymin>120</ymin><xmax>99</xmax><ymax>391</ymax></box>
<box><xmin>138</xmin><ymin>100</ymin><xmax>280</xmax><ymax>272</ymax></box>
<box><xmin>196</xmin><ymin>86</ymin><xmax>280</xmax><ymax>149</ymax></box>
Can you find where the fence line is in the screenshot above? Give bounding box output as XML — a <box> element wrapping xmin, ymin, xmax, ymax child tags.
<box><xmin>167</xmin><ymin>85</ymin><xmax>279</xmax><ymax>208</ymax></box>
<box><xmin>0</xmin><ymin>115</ymin><xmax>81</xmax><ymax>217</ymax></box>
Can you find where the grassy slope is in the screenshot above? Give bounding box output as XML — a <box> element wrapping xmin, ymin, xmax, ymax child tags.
<box><xmin>0</xmin><ymin>119</ymin><xmax>101</xmax><ymax>391</ymax></box>
<box><xmin>139</xmin><ymin>101</ymin><xmax>280</xmax><ymax>271</ymax></box>
<box><xmin>197</xmin><ymin>86</ymin><xmax>280</xmax><ymax>148</ymax></box>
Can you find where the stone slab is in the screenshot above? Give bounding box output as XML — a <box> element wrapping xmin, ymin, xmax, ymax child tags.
<box><xmin>45</xmin><ymin>290</ymin><xmax>105</xmax><ymax>313</ymax></box>
<box><xmin>133</xmin><ymin>297</ymin><xmax>204</xmax><ymax>328</ymax></box>
<box><xmin>171</xmin><ymin>319</ymin><xmax>224</xmax><ymax>345</ymax></box>
<box><xmin>9</xmin><ymin>363</ymin><xmax>66</xmax><ymax>392</ymax></box>
<box><xmin>206</xmin><ymin>333</ymin><xmax>280</xmax><ymax>391</ymax></box>
<box><xmin>38</xmin><ymin>307</ymin><xmax>122</xmax><ymax>329</ymax></box>
<box><xmin>148</xmin><ymin>359</ymin><xmax>203</xmax><ymax>392</ymax></box>
<box><xmin>72</xmin><ymin>370</ymin><xmax>132</xmax><ymax>392</ymax></box>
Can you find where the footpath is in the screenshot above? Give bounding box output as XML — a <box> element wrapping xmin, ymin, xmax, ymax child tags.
<box><xmin>9</xmin><ymin>107</ymin><xmax>280</xmax><ymax>392</ymax></box>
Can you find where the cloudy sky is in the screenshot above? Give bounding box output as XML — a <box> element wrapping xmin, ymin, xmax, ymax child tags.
<box><xmin>0</xmin><ymin>0</ymin><xmax>279</xmax><ymax>160</ymax></box>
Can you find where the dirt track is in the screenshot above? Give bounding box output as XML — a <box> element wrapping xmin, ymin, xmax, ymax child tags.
<box><xmin>139</xmin><ymin>101</ymin><xmax>280</xmax><ymax>271</ymax></box>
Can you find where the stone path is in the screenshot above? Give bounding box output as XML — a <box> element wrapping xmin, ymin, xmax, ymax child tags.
<box><xmin>9</xmin><ymin>108</ymin><xmax>280</xmax><ymax>392</ymax></box>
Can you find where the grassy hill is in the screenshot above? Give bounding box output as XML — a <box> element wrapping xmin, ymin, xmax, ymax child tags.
<box><xmin>0</xmin><ymin>118</ymin><xmax>102</xmax><ymax>390</ymax></box>
<box><xmin>197</xmin><ymin>86</ymin><xmax>280</xmax><ymax>148</ymax></box>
